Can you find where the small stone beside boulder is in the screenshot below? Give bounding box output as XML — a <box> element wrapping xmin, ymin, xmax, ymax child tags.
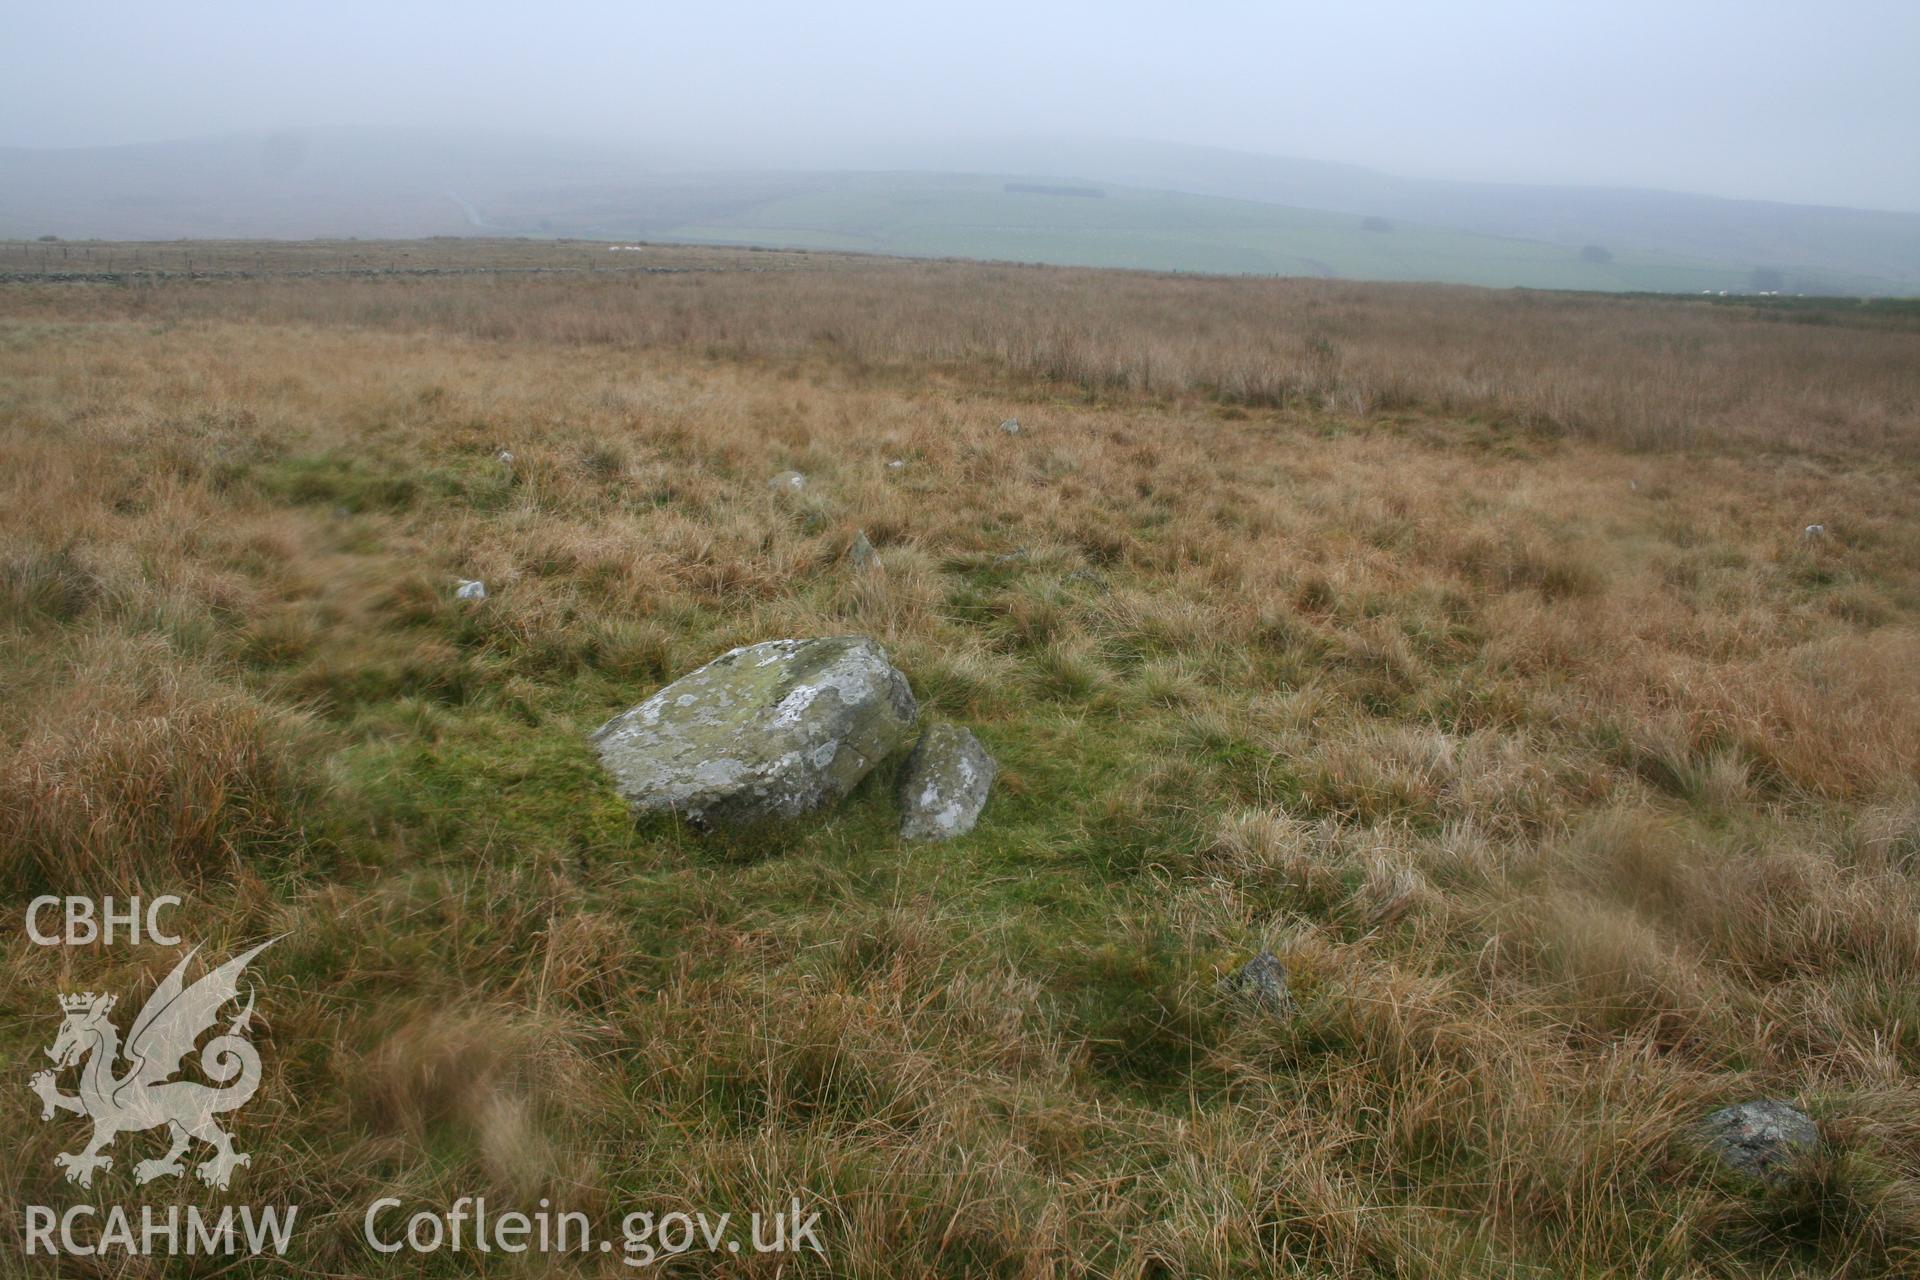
<box><xmin>1698</xmin><ymin>1099</ymin><xmax>1818</xmax><ymax>1185</ymax></box>
<box><xmin>898</xmin><ymin>723</ymin><xmax>997</xmax><ymax>841</ymax></box>
<box><xmin>590</xmin><ymin>636</ymin><xmax>916</xmax><ymax>827</ymax></box>
<box><xmin>1220</xmin><ymin>951</ymin><xmax>1298</xmax><ymax>1019</ymax></box>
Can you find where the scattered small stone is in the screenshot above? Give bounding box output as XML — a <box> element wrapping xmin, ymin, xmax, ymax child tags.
<box><xmin>1803</xmin><ymin>523</ymin><xmax>1826</xmax><ymax>539</ymax></box>
<box><xmin>454</xmin><ymin>579</ymin><xmax>487</xmax><ymax>602</ymax></box>
<box><xmin>1063</xmin><ymin>567</ymin><xmax>1107</xmax><ymax>590</ymax></box>
<box><xmin>992</xmin><ymin>549</ymin><xmax>1029</xmax><ymax>567</ymax></box>
<box><xmin>1628</xmin><ymin>478</ymin><xmax>1640</xmax><ymax>491</ymax></box>
<box><xmin>898</xmin><ymin>723</ymin><xmax>997</xmax><ymax>841</ymax></box>
<box><xmin>495</xmin><ymin>449</ymin><xmax>515</xmax><ymax>467</ymax></box>
<box><xmin>769</xmin><ymin>470</ymin><xmax>807</xmax><ymax>493</ymax></box>
<box><xmin>846</xmin><ymin>529</ymin><xmax>880</xmax><ymax>569</ymax></box>
<box><xmin>589</xmin><ymin>636</ymin><xmax>917</xmax><ymax>827</ymax></box>
<box><xmin>886</xmin><ymin>458</ymin><xmax>906</xmax><ymax>471</ymax></box>
<box><xmin>999</xmin><ymin>418</ymin><xmax>1021</xmax><ymax>435</ymax></box>
<box><xmin>1697</xmin><ymin>1100</ymin><xmax>1818</xmax><ymax>1185</ymax></box>
<box><xmin>1219</xmin><ymin>951</ymin><xmax>1298</xmax><ymax>1019</ymax></box>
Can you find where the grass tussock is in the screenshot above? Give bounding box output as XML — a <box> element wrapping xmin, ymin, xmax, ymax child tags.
<box><xmin>1</xmin><ymin>636</ymin><xmax>318</xmax><ymax>893</ymax></box>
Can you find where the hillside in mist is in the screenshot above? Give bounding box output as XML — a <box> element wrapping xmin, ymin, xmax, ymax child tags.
<box><xmin>4</xmin><ymin>130</ymin><xmax>1916</xmax><ymax>294</ymax></box>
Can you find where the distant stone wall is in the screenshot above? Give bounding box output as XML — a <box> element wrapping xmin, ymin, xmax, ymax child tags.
<box><xmin>1002</xmin><ymin>182</ymin><xmax>1106</xmax><ymax>198</ymax></box>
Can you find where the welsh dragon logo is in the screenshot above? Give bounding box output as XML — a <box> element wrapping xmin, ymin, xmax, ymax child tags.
<box><xmin>29</xmin><ymin>939</ymin><xmax>277</xmax><ymax>1190</ymax></box>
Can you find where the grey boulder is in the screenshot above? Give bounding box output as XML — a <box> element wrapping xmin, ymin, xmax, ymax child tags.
<box><xmin>1698</xmin><ymin>1099</ymin><xmax>1818</xmax><ymax>1185</ymax></box>
<box><xmin>897</xmin><ymin>723</ymin><xmax>997</xmax><ymax>841</ymax></box>
<box><xmin>590</xmin><ymin>636</ymin><xmax>916</xmax><ymax>827</ymax></box>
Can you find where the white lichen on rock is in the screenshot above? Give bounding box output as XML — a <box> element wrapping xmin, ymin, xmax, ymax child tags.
<box><xmin>897</xmin><ymin>723</ymin><xmax>996</xmax><ymax>840</ymax></box>
<box><xmin>589</xmin><ymin>636</ymin><xmax>916</xmax><ymax>827</ymax></box>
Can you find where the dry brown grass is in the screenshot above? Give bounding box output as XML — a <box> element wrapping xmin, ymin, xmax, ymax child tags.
<box><xmin>6</xmin><ymin>239</ymin><xmax>1919</xmax><ymax>457</ymax></box>
<box><xmin>1</xmin><ymin>244</ymin><xmax>1917</xmax><ymax>1276</ymax></box>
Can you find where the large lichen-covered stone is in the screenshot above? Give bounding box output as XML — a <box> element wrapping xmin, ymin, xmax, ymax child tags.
<box><xmin>589</xmin><ymin>636</ymin><xmax>916</xmax><ymax>827</ymax></box>
<box><xmin>897</xmin><ymin>723</ymin><xmax>996</xmax><ymax>840</ymax></box>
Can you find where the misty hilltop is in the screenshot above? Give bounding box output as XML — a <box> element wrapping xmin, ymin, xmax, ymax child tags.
<box><xmin>4</xmin><ymin>129</ymin><xmax>1918</xmax><ymax>295</ymax></box>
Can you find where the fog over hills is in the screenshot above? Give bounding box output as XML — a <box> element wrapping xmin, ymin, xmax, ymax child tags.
<box><xmin>881</xmin><ymin>138</ymin><xmax>1920</xmax><ymax>288</ymax></box>
<box><xmin>4</xmin><ymin>129</ymin><xmax>1917</xmax><ymax>294</ymax></box>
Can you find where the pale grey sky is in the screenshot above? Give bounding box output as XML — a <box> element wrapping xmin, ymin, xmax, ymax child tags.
<box><xmin>5</xmin><ymin>0</ymin><xmax>1917</xmax><ymax>210</ymax></box>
